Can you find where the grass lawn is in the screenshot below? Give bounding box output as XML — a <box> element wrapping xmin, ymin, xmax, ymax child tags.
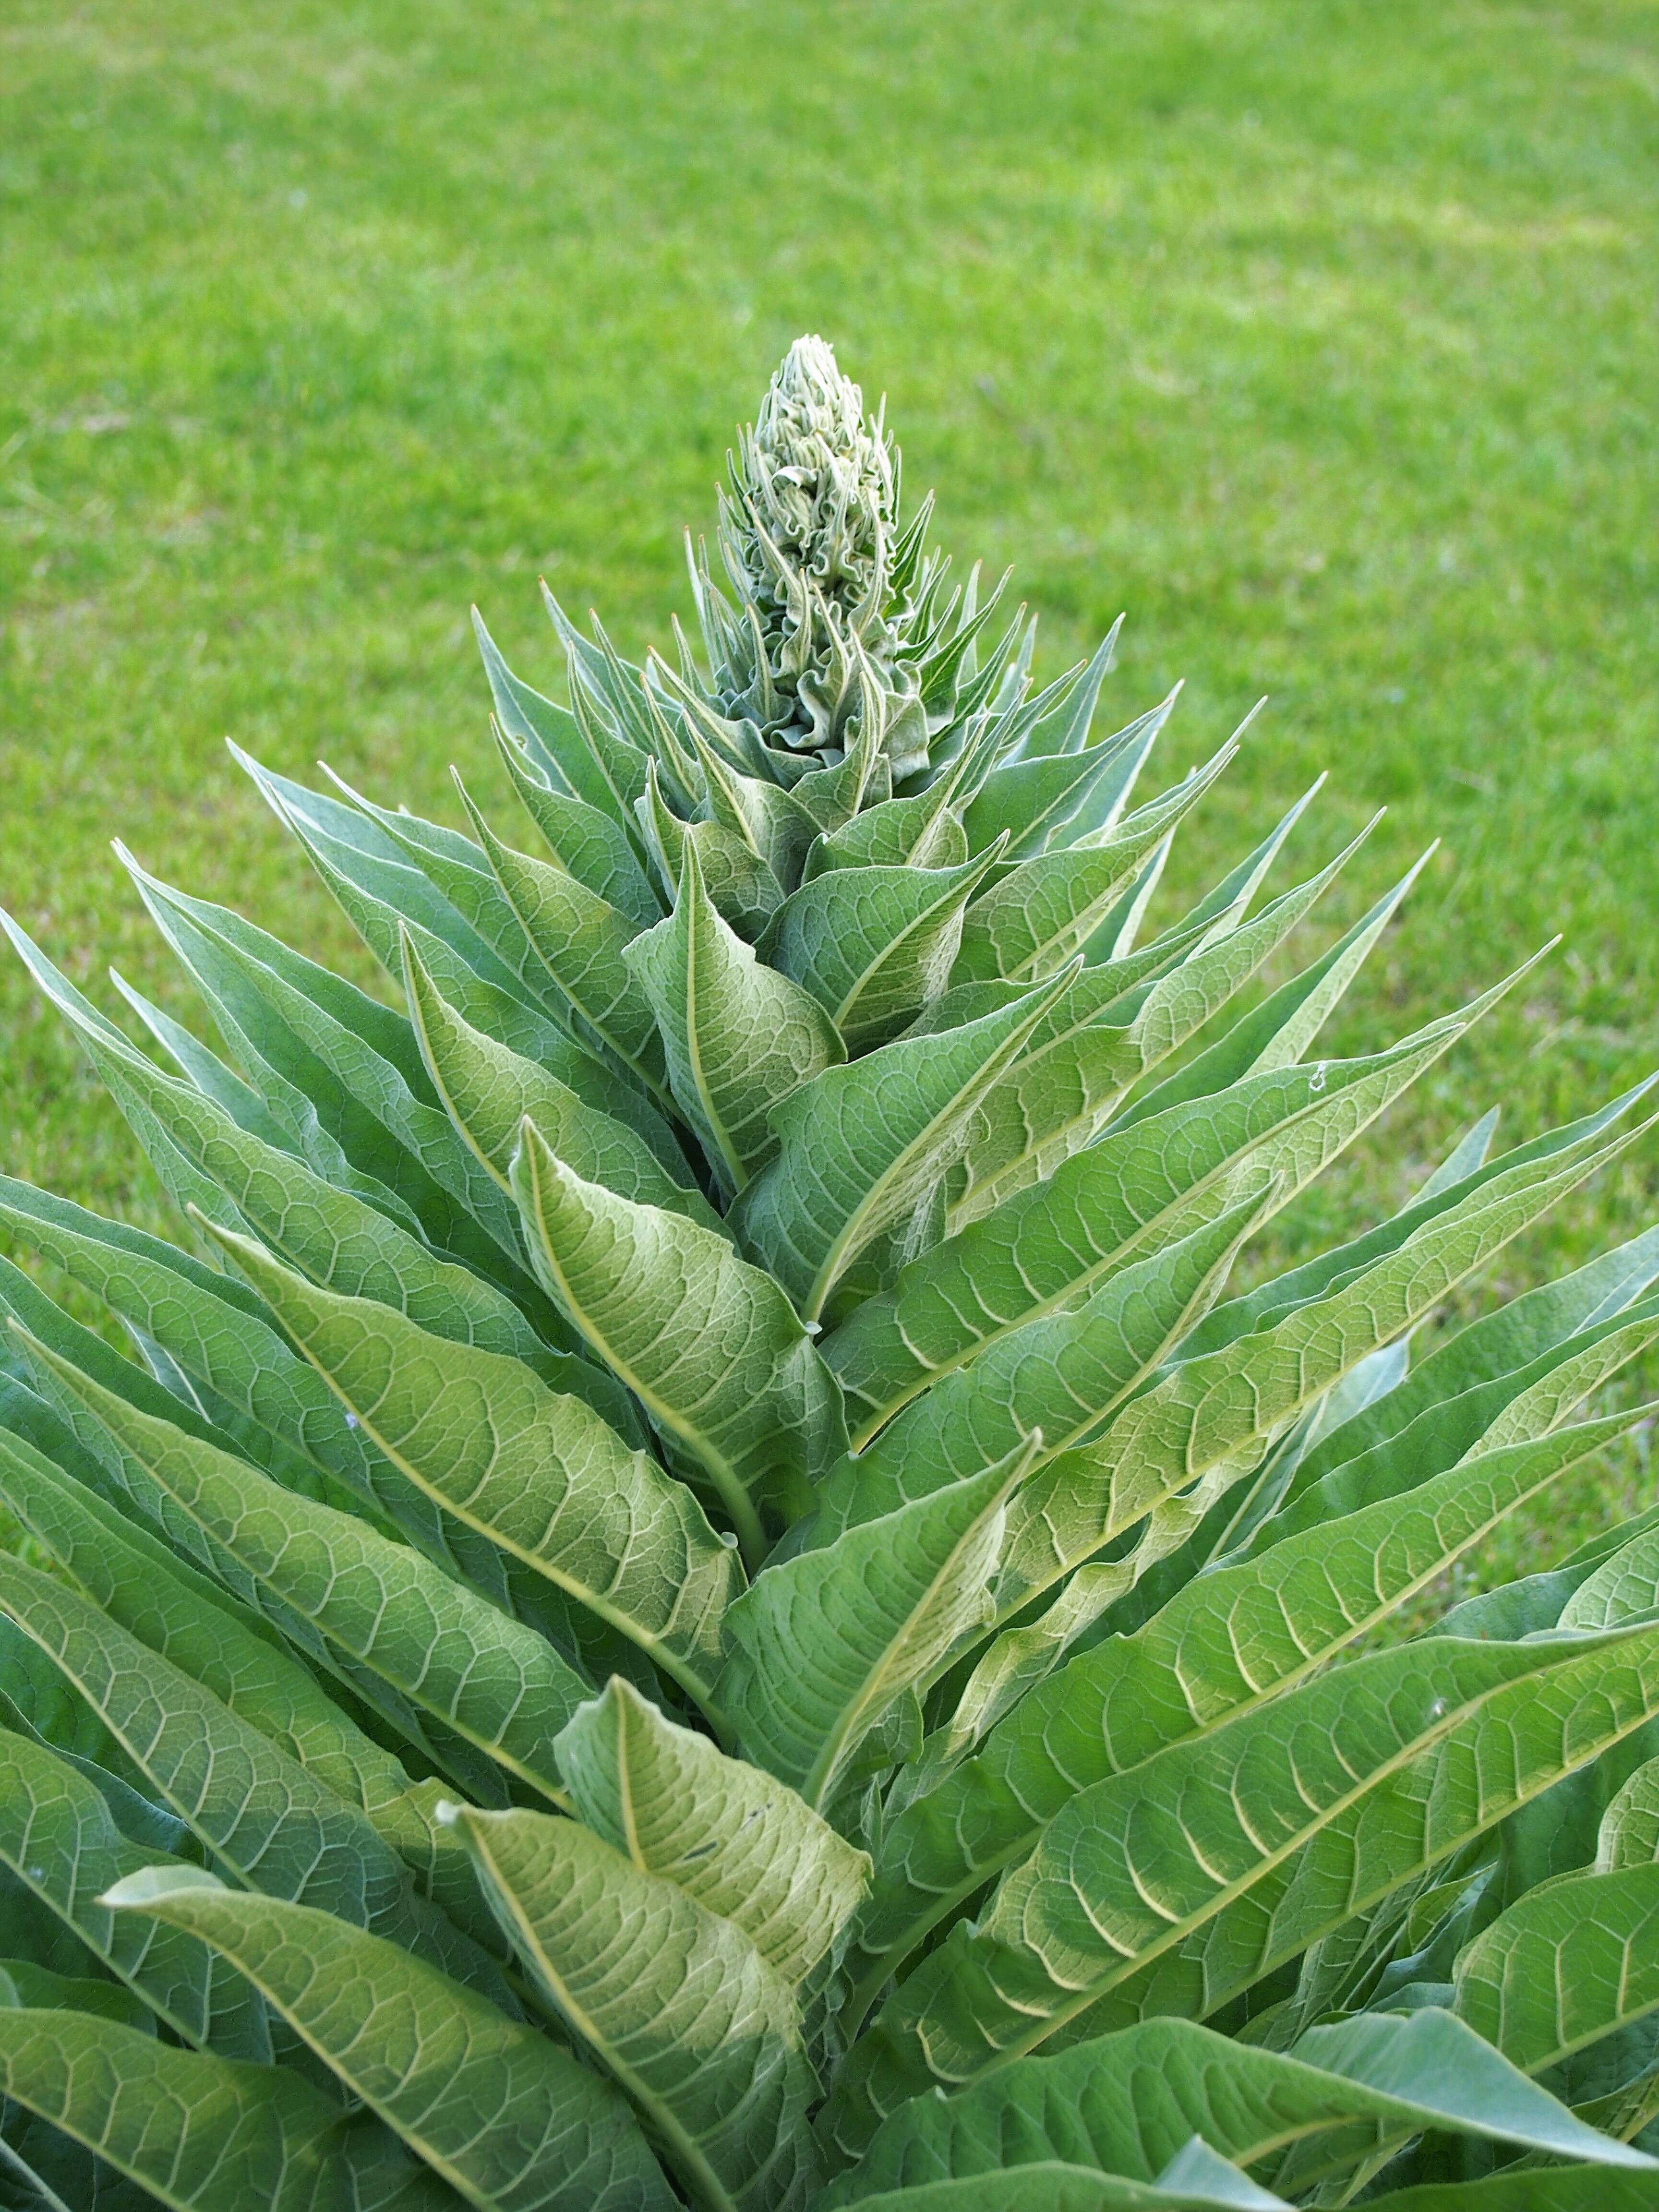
<box><xmin>3</xmin><ymin>0</ymin><xmax>1657</xmax><ymax>1593</ymax></box>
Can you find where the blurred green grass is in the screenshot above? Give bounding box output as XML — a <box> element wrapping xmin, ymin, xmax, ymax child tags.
<box><xmin>3</xmin><ymin>0</ymin><xmax>1657</xmax><ymax>1584</ymax></box>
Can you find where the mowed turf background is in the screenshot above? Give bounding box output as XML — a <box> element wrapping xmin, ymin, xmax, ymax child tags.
<box><xmin>3</xmin><ymin>0</ymin><xmax>1657</xmax><ymax>1596</ymax></box>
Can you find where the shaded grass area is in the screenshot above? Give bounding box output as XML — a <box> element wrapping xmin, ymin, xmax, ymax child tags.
<box><xmin>3</xmin><ymin>0</ymin><xmax>1657</xmax><ymax>1586</ymax></box>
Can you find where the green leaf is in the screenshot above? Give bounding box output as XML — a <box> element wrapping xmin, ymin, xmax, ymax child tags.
<box><xmin>0</xmin><ymin>2005</ymin><xmax>440</xmax><ymax>2212</ymax></box>
<box><xmin>825</xmin><ymin>2012</ymin><xmax>1647</xmax><ymax>2207</ymax></box>
<box><xmin>0</xmin><ymin>1419</ymin><xmax>481</xmax><ymax>1851</ymax></box>
<box><xmin>105</xmin><ymin>1868</ymin><xmax>675</xmax><ymax>2212</ymax></box>
<box><xmin>625</xmin><ymin>842</ymin><xmax>846</xmax><ymax>1193</ymax></box>
<box><xmin>1112</xmin><ymin>850</ymin><xmax>1437</xmax><ymax>1132</ymax></box>
<box><xmin>200</xmin><ymin>1221</ymin><xmax>739</xmax><ymax>1710</ymax></box>
<box><xmin>0</xmin><ymin>1959</ymin><xmax>156</xmax><ymax>2032</ymax></box>
<box><xmin>830</xmin><ymin>1626</ymin><xmax>1659</xmax><ymax>2146</ymax></box>
<box><xmin>512</xmin><ymin>1126</ymin><xmax>846</xmax><ymax>1552</ymax></box>
<box><xmin>819</xmin><ymin>2163</ymin><xmax>1286</xmax><ymax>2210</ymax></box>
<box><xmin>732</xmin><ymin>971</ymin><xmax>1075</xmax><ymax>1324</ymax></box>
<box><xmin>760</xmin><ymin>846</ymin><xmax>1007</xmax><ymax>1052</ymax></box>
<box><xmin>474</xmin><ymin>605</ymin><xmax>639</xmax><ymax>830</ymax></box>
<box><xmin>0</xmin><ymin>1727</ymin><xmax>270</xmax><ymax>2056</ymax></box>
<box><xmin>1599</xmin><ymin>1755</ymin><xmax>1659</xmax><ymax>1869</ymax></box>
<box><xmin>0</xmin><ymin>1552</ymin><xmax>451</xmax><ymax>1962</ymax></box>
<box><xmin>110</xmin><ymin>857</ymin><xmax>552</xmax><ymax>1297</ymax></box>
<box><xmin>637</xmin><ymin>765</ymin><xmax>785</xmax><ymax>940</ymax></box>
<box><xmin>961</xmin><ymin>698</ymin><xmax>1171</xmax><ymax>862</ymax></box>
<box><xmin>448</xmin><ymin>1803</ymin><xmax>823</xmax><ymax>2212</ymax></box>
<box><xmin>1455</xmin><ymin>1862</ymin><xmax>1659</xmax><ymax>2081</ymax></box>
<box><xmin>970</xmin><ymin>1106</ymin><xmax>1650</xmax><ymax>1657</ymax></box>
<box><xmin>455</xmin><ymin>781</ymin><xmax>671</xmax><ymax>1104</ymax></box>
<box><xmin>952</xmin><ymin>821</ymin><xmax>1379</xmax><ymax>1221</ymax></box>
<box><xmin>810</xmin><ymin>1188</ymin><xmax>1266</xmax><ymax>1547</ymax></box>
<box><xmin>555</xmin><ymin>1679</ymin><xmax>870</xmax><ymax>1980</ymax></box>
<box><xmin>951</xmin><ymin>744</ymin><xmax>1233</xmax><ymax>985</ymax></box>
<box><xmin>849</xmin><ymin>1405</ymin><xmax>1653</xmax><ymax>2007</ymax></box>
<box><xmin>718</xmin><ymin>1437</ymin><xmax>1037</xmax><ymax>1812</ymax></box>
<box><xmin>494</xmin><ymin>724</ymin><xmax>663</xmax><ymax>928</ymax></box>
<box><xmin>12</xmin><ymin>1364</ymin><xmax>586</xmax><ymax>1809</ymax></box>
<box><xmin>402</xmin><ymin>926</ymin><xmax>706</xmax><ymax>1222</ymax></box>
<box><xmin>823</xmin><ymin>1009</ymin><xmax>1491</xmax><ymax>1447</ymax></box>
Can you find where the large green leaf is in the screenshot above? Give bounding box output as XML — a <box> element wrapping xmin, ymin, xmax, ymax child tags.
<box><xmin>0</xmin><ymin>1728</ymin><xmax>270</xmax><ymax>2056</ymax></box>
<box><xmin>625</xmin><ymin>842</ymin><xmax>846</xmax><ymax>1194</ymax></box>
<box><xmin>808</xmin><ymin>1190</ymin><xmax>1265</xmax><ymax>1548</ymax></box>
<box><xmin>829</xmin><ymin>1625</ymin><xmax>1659</xmax><ymax>2149</ymax></box>
<box><xmin>1454</xmin><ymin>1862</ymin><xmax>1659</xmax><ymax>2085</ymax></box>
<box><xmin>448</xmin><ymin>1804</ymin><xmax>823</xmax><ymax>2212</ymax></box>
<box><xmin>12</xmin><ymin>1364</ymin><xmax>586</xmax><ymax>1808</ymax></box>
<box><xmin>950</xmin><ymin>744</ymin><xmax>1233</xmax><ymax>985</ymax></box>
<box><xmin>1599</xmin><ymin>1755</ymin><xmax>1659</xmax><ymax>1869</ymax></box>
<box><xmin>0</xmin><ymin>2006</ymin><xmax>440</xmax><ymax>2212</ymax></box>
<box><xmin>401</xmin><ymin>927</ymin><xmax>704</xmax><ymax>1222</ymax></box>
<box><xmin>555</xmin><ymin>1679</ymin><xmax>870</xmax><ymax>1981</ymax></box>
<box><xmin>760</xmin><ymin>846</ymin><xmax>1007</xmax><ymax>1052</ymax></box>
<box><xmin>0</xmin><ymin>1417</ymin><xmax>485</xmax><ymax>1839</ymax></box>
<box><xmin>638</xmin><ymin>765</ymin><xmax>785</xmax><ymax>940</ymax></box>
<box><xmin>456</xmin><ymin>783</ymin><xmax>671</xmax><ymax>1106</ymax></box>
<box><xmin>718</xmin><ymin>1438</ymin><xmax>1037</xmax><ymax>1812</ymax></box>
<box><xmin>824</xmin><ymin>2012</ymin><xmax>1648</xmax><ymax>2205</ymax></box>
<box><xmin>513</xmin><ymin>1127</ymin><xmax>845</xmax><ymax>1552</ymax></box>
<box><xmin>493</xmin><ymin>722</ymin><xmax>663</xmax><ymax>928</ymax></box>
<box><xmin>847</xmin><ymin>1405</ymin><xmax>1652</xmax><ymax>2009</ymax></box>
<box><xmin>202</xmin><ymin>1223</ymin><xmax>738</xmax><ymax>1709</ymax></box>
<box><xmin>473</xmin><ymin>606</ymin><xmax>641</xmax><ymax>831</ymax></box>
<box><xmin>977</xmin><ymin>1110</ymin><xmax>1650</xmax><ymax>1641</ymax></box>
<box><xmin>732</xmin><ymin>972</ymin><xmax>1073</xmax><ymax>1324</ymax></box>
<box><xmin>951</xmin><ymin>821</ymin><xmax>1379</xmax><ymax>1220</ymax></box>
<box><xmin>0</xmin><ymin>1552</ymin><xmax>459</xmax><ymax>1968</ymax></box>
<box><xmin>823</xmin><ymin>999</ymin><xmax>1515</xmax><ymax>1445</ymax></box>
<box><xmin>105</xmin><ymin>1869</ymin><xmax>675</xmax><ymax>2212</ymax></box>
<box><xmin>810</xmin><ymin>2163</ymin><xmax>1289</xmax><ymax>2212</ymax></box>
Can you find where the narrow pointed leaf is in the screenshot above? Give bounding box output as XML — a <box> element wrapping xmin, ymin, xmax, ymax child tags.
<box><xmin>513</xmin><ymin>1126</ymin><xmax>846</xmax><ymax>1549</ymax></box>
<box><xmin>105</xmin><ymin>1871</ymin><xmax>674</xmax><ymax>2212</ymax></box>
<box><xmin>202</xmin><ymin>1221</ymin><xmax>738</xmax><ymax>1707</ymax></box>
<box><xmin>625</xmin><ymin>842</ymin><xmax>845</xmax><ymax>1191</ymax></box>
<box><xmin>850</xmin><ymin>1406</ymin><xmax>1652</xmax><ymax>2002</ymax></box>
<box><xmin>719</xmin><ymin>1438</ymin><xmax>1036</xmax><ymax>1811</ymax></box>
<box><xmin>494</xmin><ymin>724</ymin><xmax>662</xmax><ymax>927</ymax></box>
<box><xmin>733</xmin><ymin>972</ymin><xmax>1073</xmax><ymax>1324</ymax></box>
<box><xmin>0</xmin><ymin>2007</ymin><xmax>437</xmax><ymax>2212</ymax></box>
<box><xmin>402</xmin><ymin>927</ymin><xmax>704</xmax><ymax>1217</ymax></box>
<box><xmin>952</xmin><ymin>745</ymin><xmax>1233</xmax><ymax>984</ymax></box>
<box><xmin>0</xmin><ymin>1728</ymin><xmax>270</xmax><ymax>2056</ymax></box>
<box><xmin>761</xmin><ymin>847</ymin><xmax>1006</xmax><ymax>1051</ymax></box>
<box><xmin>450</xmin><ymin>1804</ymin><xmax>823</xmax><ymax>2212</ymax></box>
<box><xmin>555</xmin><ymin>1679</ymin><xmax>870</xmax><ymax>1980</ymax></box>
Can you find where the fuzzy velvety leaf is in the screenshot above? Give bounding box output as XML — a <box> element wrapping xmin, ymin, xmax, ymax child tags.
<box><xmin>1599</xmin><ymin>1755</ymin><xmax>1659</xmax><ymax>1869</ymax></box>
<box><xmin>824</xmin><ymin>2012</ymin><xmax>1645</xmax><ymax>2205</ymax></box>
<box><xmin>848</xmin><ymin>1407</ymin><xmax>1652</xmax><ymax>2009</ymax></box>
<box><xmin>555</xmin><ymin>1679</ymin><xmax>870</xmax><ymax>1981</ymax></box>
<box><xmin>1454</xmin><ymin>1861</ymin><xmax>1659</xmax><ymax>2083</ymax></box>
<box><xmin>203</xmin><ymin>1223</ymin><xmax>738</xmax><ymax>1711</ymax></box>
<box><xmin>0</xmin><ymin>2005</ymin><xmax>440</xmax><ymax>2212</ymax></box>
<box><xmin>823</xmin><ymin>1014</ymin><xmax>1493</xmax><ymax>1447</ymax></box>
<box><xmin>449</xmin><ymin>1804</ymin><xmax>824</xmax><ymax>2212</ymax></box>
<box><xmin>951</xmin><ymin>745</ymin><xmax>1233</xmax><ymax>985</ymax></box>
<box><xmin>402</xmin><ymin>927</ymin><xmax>702</xmax><ymax>1222</ymax></box>
<box><xmin>830</xmin><ymin>1626</ymin><xmax>1659</xmax><ymax>2147</ymax></box>
<box><xmin>0</xmin><ymin>1728</ymin><xmax>270</xmax><ymax>2057</ymax></box>
<box><xmin>718</xmin><ymin>1439</ymin><xmax>1036</xmax><ymax>1812</ymax></box>
<box><xmin>106</xmin><ymin>1870</ymin><xmax>673</xmax><ymax>2212</ymax></box>
<box><xmin>14</xmin><ymin>1367</ymin><xmax>585</xmax><ymax>1808</ymax></box>
<box><xmin>625</xmin><ymin>842</ymin><xmax>845</xmax><ymax>1192</ymax></box>
<box><xmin>457</xmin><ymin>784</ymin><xmax>671</xmax><ymax>1104</ymax></box>
<box><xmin>0</xmin><ymin>1554</ymin><xmax>454</xmax><ymax>1969</ymax></box>
<box><xmin>810</xmin><ymin>1191</ymin><xmax>1264</xmax><ymax>1548</ymax></box>
<box><xmin>513</xmin><ymin>1128</ymin><xmax>846</xmax><ymax>1552</ymax></box>
<box><xmin>474</xmin><ymin>606</ymin><xmax>637</xmax><ymax>830</ymax></box>
<box><xmin>732</xmin><ymin>973</ymin><xmax>1072</xmax><ymax>1324</ymax></box>
<box><xmin>761</xmin><ymin>847</ymin><xmax>1006</xmax><ymax>1051</ymax></box>
<box><xmin>637</xmin><ymin>766</ymin><xmax>785</xmax><ymax>940</ymax></box>
<box><xmin>494</xmin><ymin>723</ymin><xmax>663</xmax><ymax>927</ymax></box>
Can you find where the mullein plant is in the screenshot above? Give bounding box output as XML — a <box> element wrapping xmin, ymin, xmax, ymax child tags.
<box><xmin>3</xmin><ymin>337</ymin><xmax>1659</xmax><ymax>2212</ymax></box>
